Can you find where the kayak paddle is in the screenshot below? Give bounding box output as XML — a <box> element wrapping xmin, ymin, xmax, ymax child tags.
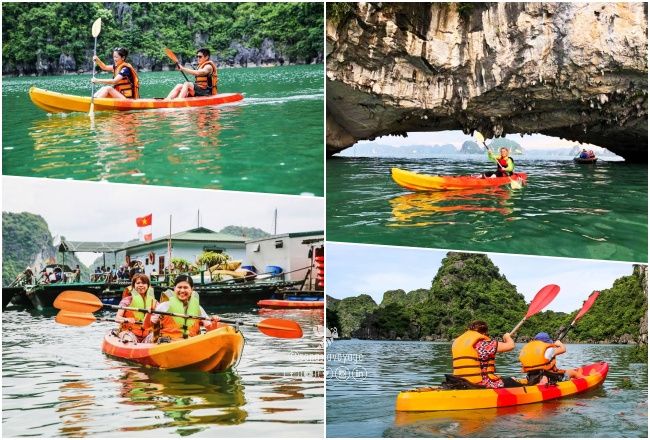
<box><xmin>474</xmin><ymin>131</ymin><xmax>523</xmax><ymax>190</ymax></box>
<box><xmin>164</xmin><ymin>48</ymin><xmax>190</xmax><ymax>82</ymax></box>
<box><xmin>510</xmin><ymin>284</ymin><xmax>560</xmax><ymax>336</ymax></box>
<box><xmin>54</xmin><ymin>290</ymin><xmax>303</xmax><ymax>339</ymax></box>
<box><xmin>56</xmin><ymin>309</ymin><xmax>142</xmax><ymax>327</ymax></box>
<box><xmin>89</xmin><ymin>18</ymin><xmax>102</xmax><ymax>117</ymax></box>
<box><xmin>556</xmin><ymin>290</ymin><xmax>600</xmax><ymax>341</ymax></box>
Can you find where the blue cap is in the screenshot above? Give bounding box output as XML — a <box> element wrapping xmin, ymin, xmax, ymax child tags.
<box><xmin>533</xmin><ymin>332</ymin><xmax>554</xmax><ymax>344</ymax></box>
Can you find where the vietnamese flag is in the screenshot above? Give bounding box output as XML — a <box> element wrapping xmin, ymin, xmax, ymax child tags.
<box><xmin>144</xmin><ymin>233</ymin><xmax>153</xmax><ymax>242</ymax></box>
<box><xmin>136</xmin><ymin>214</ymin><xmax>152</xmax><ymax>227</ymax></box>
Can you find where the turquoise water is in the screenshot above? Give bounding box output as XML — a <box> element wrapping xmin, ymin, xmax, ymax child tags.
<box><xmin>326</xmin><ymin>339</ymin><xmax>648</xmax><ymax>438</ymax></box>
<box><xmin>327</xmin><ymin>157</ymin><xmax>648</xmax><ymax>262</ymax></box>
<box><xmin>2</xmin><ymin>65</ymin><xmax>323</xmax><ymax>196</ymax></box>
<box><xmin>2</xmin><ymin>307</ymin><xmax>324</xmax><ymax>437</ymax></box>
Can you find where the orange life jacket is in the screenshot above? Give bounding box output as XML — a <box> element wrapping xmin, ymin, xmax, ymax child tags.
<box><xmin>451</xmin><ymin>330</ymin><xmax>500</xmax><ymax>384</ymax></box>
<box><xmin>195</xmin><ymin>59</ymin><xmax>218</xmax><ymax>95</ymax></box>
<box><xmin>159</xmin><ymin>295</ymin><xmax>201</xmax><ymax>340</ymax></box>
<box><xmin>519</xmin><ymin>340</ymin><xmax>557</xmax><ymax>372</ymax></box>
<box><xmin>121</xmin><ymin>289</ymin><xmax>156</xmax><ymax>339</ymax></box>
<box><xmin>113</xmin><ymin>61</ymin><xmax>140</xmax><ymax>99</ymax></box>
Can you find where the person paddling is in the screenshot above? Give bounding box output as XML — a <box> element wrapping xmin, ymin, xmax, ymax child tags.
<box><xmin>115</xmin><ymin>274</ymin><xmax>156</xmax><ymax>342</ymax></box>
<box><xmin>91</xmin><ymin>47</ymin><xmax>140</xmax><ymax>99</ymax></box>
<box><xmin>149</xmin><ymin>274</ymin><xmax>214</xmax><ymax>341</ymax></box>
<box><xmin>483</xmin><ymin>147</ymin><xmax>515</xmax><ymax>178</ymax></box>
<box><xmin>165</xmin><ymin>48</ymin><xmax>218</xmax><ymax>100</ymax></box>
<box><xmin>451</xmin><ymin>320</ymin><xmax>523</xmax><ymax>388</ymax></box>
<box><xmin>519</xmin><ymin>332</ymin><xmax>582</xmax><ymax>385</ymax></box>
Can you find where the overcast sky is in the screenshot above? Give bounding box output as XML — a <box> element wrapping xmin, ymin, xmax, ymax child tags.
<box><xmin>3</xmin><ymin>176</ymin><xmax>324</xmax><ymax>265</ymax></box>
<box><xmin>354</xmin><ymin>130</ymin><xmax>600</xmax><ymax>150</ymax></box>
<box><xmin>327</xmin><ymin>242</ymin><xmax>636</xmax><ymax>314</ymax></box>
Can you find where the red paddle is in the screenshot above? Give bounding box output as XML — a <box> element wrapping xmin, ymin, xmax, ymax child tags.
<box><xmin>510</xmin><ymin>284</ymin><xmax>560</xmax><ymax>336</ymax></box>
<box><xmin>556</xmin><ymin>290</ymin><xmax>600</xmax><ymax>341</ymax></box>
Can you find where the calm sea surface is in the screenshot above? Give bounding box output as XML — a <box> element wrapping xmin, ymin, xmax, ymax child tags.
<box><xmin>2</xmin><ymin>65</ymin><xmax>323</xmax><ymax>196</ymax></box>
<box><xmin>2</xmin><ymin>307</ymin><xmax>324</xmax><ymax>437</ymax></box>
<box><xmin>327</xmin><ymin>157</ymin><xmax>647</xmax><ymax>262</ymax></box>
<box><xmin>326</xmin><ymin>339</ymin><xmax>647</xmax><ymax>438</ymax></box>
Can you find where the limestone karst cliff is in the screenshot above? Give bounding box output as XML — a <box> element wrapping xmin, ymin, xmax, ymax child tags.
<box><xmin>327</xmin><ymin>2</ymin><xmax>648</xmax><ymax>162</ymax></box>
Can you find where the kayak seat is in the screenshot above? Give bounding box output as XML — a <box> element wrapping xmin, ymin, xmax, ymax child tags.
<box><xmin>441</xmin><ymin>374</ymin><xmax>485</xmax><ymax>390</ymax></box>
<box><xmin>157</xmin><ymin>336</ymin><xmax>172</xmax><ymax>344</ymax></box>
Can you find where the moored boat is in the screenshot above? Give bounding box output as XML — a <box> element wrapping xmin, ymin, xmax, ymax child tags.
<box><xmin>395</xmin><ymin>361</ymin><xmax>608</xmax><ymax>412</ymax></box>
<box><xmin>257</xmin><ymin>298</ymin><xmax>324</xmax><ymax>309</ymax></box>
<box><xmin>29</xmin><ymin>86</ymin><xmax>243</xmax><ymax>114</ymax></box>
<box><xmin>391</xmin><ymin>168</ymin><xmax>527</xmax><ymax>191</ymax></box>
<box><xmin>102</xmin><ymin>324</ymin><xmax>244</xmax><ymax>373</ymax></box>
<box><xmin>573</xmin><ymin>157</ymin><xmax>598</xmax><ymax>164</ymax></box>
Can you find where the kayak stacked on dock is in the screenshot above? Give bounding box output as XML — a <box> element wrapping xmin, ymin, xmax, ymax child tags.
<box><xmin>391</xmin><ymin>167</ymin><xmax>527</xmax><ymax>191</ymax></box>
<box><xmin>29</xmin><ymin>87</ymin><xmax>243</xmax><ymax>113</ymax></box>
<box><xmin>395</xmin><ymin>361</ymin><xmax>608</xmax><ymax>412</ymax></box>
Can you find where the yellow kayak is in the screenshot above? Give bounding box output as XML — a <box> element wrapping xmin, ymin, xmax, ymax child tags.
<box><xmin>391</xmin><ymin>167</ymin><xmax>527</xmax><ymax>191</ymax></box>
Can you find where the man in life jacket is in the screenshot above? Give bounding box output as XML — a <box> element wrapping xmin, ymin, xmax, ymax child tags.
<box><xmin>451</xmin><ymin>320</ymin><xmax>522</xmax><ymax>389</ymax></box>
<box><xmin>149</xmin><ymin>274</ymin><xmax>215</xmax><ymax>341</ymax></box>
<box><xmin>166</xmin><ymin>48</ymin><xmax>218</xmax><ymax>100</ymax></box>
<box><xmin>483</xmin><ymin>147</ymin><xmax>515</xmax><ymax>178</ymax></box>
<box><xmin>519</xmin><ymin>332</ymin><xmax>582</xmax><ymax>385</ymax></box>
<box><xmin>115</xmin><ymin>274</ymin><xmax>156</xmax><ymax>342</ymax></box>
<box><xmin>92</xmin><ymin>47</ymin><xmax>140</xmax><ymax>99</ymax></box>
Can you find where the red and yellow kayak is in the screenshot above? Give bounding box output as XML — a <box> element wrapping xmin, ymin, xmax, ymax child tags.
<box><xmin>257</xmin><ymin>299</ymin><xmax>324</xmax><ymax>309</ymax></box>
<box><xmin>391</xmin><ymin>167</ymin><xmax>527</xmax><ymax>191</ymax></box>
<box><xmin>395</xmin><ymin>361</ymin><xmax>608</xmax><ymax>411</ymax></box>
<box><xmin>102</xmin><ymin>325</ymin><xmax>244</xmax><ymax>373</ymax></box>
<box><xmin>29</xmin><ymin>86</ymin><xmax>243</xmax><ymax>113</ymax></box>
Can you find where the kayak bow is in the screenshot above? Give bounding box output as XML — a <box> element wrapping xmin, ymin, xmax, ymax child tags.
<box><xmin>29</xmin><ymin>86</ymin><xmax>243</xmax><ymax>113</ymax></box>
<box><xmin>391</xmin><ymin>167</ymin><xmax>527</xmax><ymax>191</ymax></box>
<box><xmin>395</xmin><ymin>361</ymin><xmax>608</xmax><ymax>411</ymax></box>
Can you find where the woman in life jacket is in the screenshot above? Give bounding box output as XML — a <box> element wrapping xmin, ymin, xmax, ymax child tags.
<box><xmin>519</xmin><ymin>332</ymin><xmax>583</xmax><ymax>385</ymax></box>
<box><xmin>91</xmin><ymin>47</ymin><xmax>140</xmax><ymax>99</ymax></box>
<box><xmin>165</xmin><ymin>48</ymin><xmax>218</xmax><ymax>100</ymax></box>
<box><xmin>115</xmin><ymin>274</ymin><xmax>156</xmax><ymax>342</ymax></box>
<box><xmin>483</xmin><ymin>147</ymin><xmax>515</xmax><ymax>178</ymax></box>
<box><xmin>149</xmin><ymin>274</ymin><xmax>216</xmax><ymax>342</ymax></box>
<box><xmin>451</xmin><ymin>320</ymin><xmax>522</xmax><ymax>389</ymax></box>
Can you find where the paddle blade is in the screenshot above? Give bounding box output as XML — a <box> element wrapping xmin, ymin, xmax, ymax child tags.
<box><xmin>574</xmin><ymin>291</ymin><xmax>600</xmax><ymax>321</ymax></box>
<box><xmin>56</xmin><ymin>310</ymin><xmax>96</xmax><ymax>327</ymax></box>
<box><xmin>53</xmin><ymin>290</ymin><xmax>104</xmax><ymax>313</ymax></box>
<box><xmin>473</xmin><ymin>131</ymin><xmax>485</xmax><ymax>143</ymax></box>
<box><xmin>526</xmin><ymin>284</ymin><xmax>560</xmax><ymax>318</ymax></box>
<box><xmin>164</xmin><ymin>48</ymin><xmax>179</xmax><ymax>64</ymax></box>
<box><xmin>509</xmin><ymin>177</ymin><xmax>523</xmax><ymax>190</ymax></box>
<box><xmin>257</xmin><ymin>318</ymin><xmax>303</xmax><ymax>339</ymax></box>
<box><xmin>91</xmin><ymin>18</ymin><xmax>102</xmax><ymax>38</ymax></box>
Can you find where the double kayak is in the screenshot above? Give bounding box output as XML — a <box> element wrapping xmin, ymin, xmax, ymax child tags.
<box><xmin>391</xmin><ymin>167</ymin><xmax>527</xmax><ymax>191</ymax></box>
<box><xmin>257</xmin><ymin>299</ymin><xmax>324</xmax><ymax>309</ymax></box>
<box><xmin>395</xmin><ymin>361</ymin><xmax>608</xmax><ymax>411</ymax></box>
<box><xmin>102</xmin><ymin>325</ymin><xmax>244</xmax><ymax>373</ymax></box>
<box><xmin>29</xmin><ymin>86</ymin><xmax>243</xmax><ymax>113</ymax></box>
<box><xmin>573</xmin><ymin>157</ymin><xmax>598</xmax><ymax>164</ymax></box>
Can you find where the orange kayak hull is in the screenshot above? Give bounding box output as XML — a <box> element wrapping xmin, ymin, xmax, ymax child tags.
<box><xmin>102</xmin><ymin>325</ymin><xmax>244</xmax><ymax>373</ymax></box>
<box><xmin>391</xmin><ymin>167</ymin><xmax>527</xmax><ymax>191</ymax></box>
<box><xmin>29</xmin><ymin>86</ymin><xmax>243</xmax><ymax>114</ymax></box>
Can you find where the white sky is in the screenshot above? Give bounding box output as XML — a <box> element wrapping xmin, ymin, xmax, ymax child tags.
<box><xmin>326</xmin><ymin>242</ymin><xmax>636</xmax><ymax>313</ymax></box>
<box><xmin>357</xmin><ymin>130</ymin><xmax>601</xmax><ymax>150</ymax></box>
<box><xmin>3</xmin><ymin>176</ymin><xmax>324</xmax><ymax>266</ymax></box>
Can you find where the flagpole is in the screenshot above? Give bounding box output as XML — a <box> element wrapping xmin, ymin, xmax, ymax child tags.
<box><xmin>167</xmin><ymin>214</ymin><xmax>172</xmax><ymax>282</ymax></box>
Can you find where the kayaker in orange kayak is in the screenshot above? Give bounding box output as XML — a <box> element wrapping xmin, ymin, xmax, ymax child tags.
<box><xmin>451</xmin><ymin>320</ymin><xmax>522</xmax><ymax>388</ymax></box>
<box><xmin>483</xmin><ymin>147</ymin><xmax>515</xmax><ymax>178</ymax></box>
<box><xmin>91</xmin><ymin>47</ymin><xmax>140</xmax><ymax>99</ymax></box>
<box><xmin>165</xmin><ymin>48</ymin><xmax>218</xmax><ymax>100</ymax></box>
<box><xmin>149</xmin><ymin>274</ymin><xmax>214</xmax><ymax>341</ymax></box>
<box><xmin>519</xmin><ymin>332</ymin><xmax>583</xmax><ymax>385</ymax></box>
<box><xmin>115</xmin><ymin>274</ymin><xmax>157</xmax><ymax>342</ymax></box>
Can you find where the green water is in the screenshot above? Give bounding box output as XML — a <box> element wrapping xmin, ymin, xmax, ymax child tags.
<box><xmin>326</xmin><ymin>339</ymin><xmax>648</xmax><ymax>438</ymax></box>
<box><xmin>3</xmin><ymin>65</ymin><xmax>323</xmax><ymax>196</ymax></box>
<box><xmin>2</xmin><ymin>307</ymin><xmax>324</xmax><ymax>437</ymax></box>
<box><xmin>327</xmin><ymin>157</ymin><xmax>648</xmax><ymax>262</ymax></box>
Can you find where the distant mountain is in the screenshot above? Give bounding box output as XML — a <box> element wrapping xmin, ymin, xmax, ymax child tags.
<box><xmin>220</xmin><ymin>226</ymin><xmax>271</xmax><ymax>239</ymax></box>
<box><xmin>460</xmin><ymin>140</ymin><xmax>483</xmax><ymax>154</ymax></box>
<box><xmin>488</xmin><ymin>138</ymin><xmax>524</xmax><ymax>154</ymax></box>
<box><xmin>337</xmin><ymin>142</ymin><xmax>459</xmax><ymax>158</ymax></box>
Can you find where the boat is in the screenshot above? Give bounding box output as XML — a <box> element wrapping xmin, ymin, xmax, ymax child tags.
<box><xmin>395</xmin><ymin>361</ymin><xmax>608</xmax><ymax>412</ymax></box>
<box><xmin>102</xmin><ymin>324</ymin><xmax>244</xmax><ymax>373</ymax></box>
<box><xmin>391</xmin><ymin>168</ymin><xmax>527</xmax><ymax>191</ymax></box>
<box><xmin>257</xmin><ymin>298</ymin><xmax>324</xmax><ymax>309</ymax></box>
<box><xmin>29</xmin><ymin>86</ymin><xmax>243</xmax><ymax>114</ymax></box>
<box><xmin>573</xmin><ymin>157</ymin><xmax>598</xmax><ymax>164</ymax></box>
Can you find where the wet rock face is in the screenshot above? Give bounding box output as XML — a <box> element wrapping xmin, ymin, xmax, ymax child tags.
<box><xmin>327</xmin><ymin>2</ymin><xmax>648</xmax><ymax>162</ymax></box>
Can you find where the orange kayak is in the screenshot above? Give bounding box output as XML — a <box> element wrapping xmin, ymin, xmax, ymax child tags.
<box><xmin>391</xmin><ymin>167</ymin><xmax>527</xmax><ymax>191</ymax></box>
<box><xmin>257</xmin><ymin>299</ymin><xmax>324</xmax><ymax>309</ymax></box>
<box><xmin>29</xmin><ymin>86</ymin><xmax>243</xmax><ymax>113</ymax></box>
<box><xmin>395</xmin><ymin>361</ymin><xmax>608</xmax><ymax>411</ymax></box>
<box><xmin>102</xmin><ymin>325</ymin><xmax>244</xmax><ymax>373</ymax></box>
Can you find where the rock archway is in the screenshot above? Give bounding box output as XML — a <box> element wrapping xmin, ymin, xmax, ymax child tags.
<box><xmin>327</xmin><ymin>2</ymin><xmax>648</xmax><ymax>162</ymax></box>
